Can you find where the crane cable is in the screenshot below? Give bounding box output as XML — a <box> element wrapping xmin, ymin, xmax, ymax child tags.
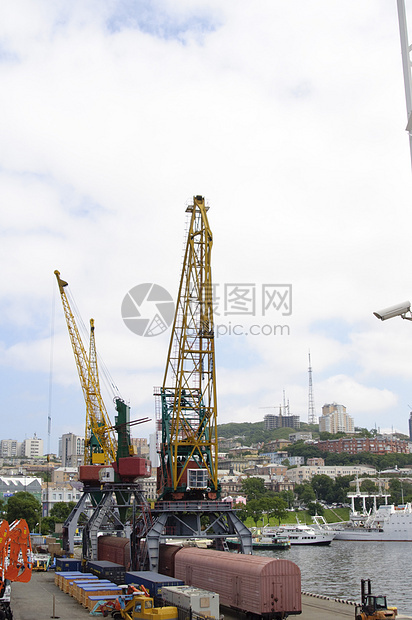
<box><xmin>64</xmin><ymin>285</ymin><xmax>122</xmax><ymax>403</ymax></box>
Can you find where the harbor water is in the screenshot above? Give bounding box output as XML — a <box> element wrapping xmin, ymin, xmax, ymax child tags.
<box><xmin>254</xmin><ymin>540</ymin><xmax>411</xmax><ymax>616</ymax></box>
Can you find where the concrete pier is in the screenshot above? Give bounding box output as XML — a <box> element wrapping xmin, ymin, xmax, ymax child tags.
<box><xmin>9</xmin><ymin>572</ymin><xmax>412</xmax><ymax>620</ymax></box>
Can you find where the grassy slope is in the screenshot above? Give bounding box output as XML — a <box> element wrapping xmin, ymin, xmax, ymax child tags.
<box><xmin>244</xmin><ymin>507</ymin><xmax>350</xmax><ymax>528</ymax></box>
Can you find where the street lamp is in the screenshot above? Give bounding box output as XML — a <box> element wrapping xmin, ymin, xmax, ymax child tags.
<box><xmin>373</xmin><ymin>301</ymin><xmax>412</xmax><ymax>321</ymax></box>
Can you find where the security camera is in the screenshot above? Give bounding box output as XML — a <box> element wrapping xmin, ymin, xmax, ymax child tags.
<box><xmin>373</xmin><ymin>301</ymin><xmax>412</xmax><ymax>321</ymax></box>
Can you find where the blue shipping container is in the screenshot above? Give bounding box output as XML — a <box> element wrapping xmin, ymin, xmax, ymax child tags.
<box><xmin>55</xmin><ymin>558</ymin><xmax>82</xmax><ymax>572</ymax></box>
<box><xmin>125</xmin><ymin>572</ymin><xmax>184</xmax><ymax>598</ymax></box>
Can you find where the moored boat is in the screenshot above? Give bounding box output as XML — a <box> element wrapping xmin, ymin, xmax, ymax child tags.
<box><xmin>268</xmin><ymin>523</ymin><xmax>335</xmax><ymax>545</ymax></box>
<box><xmin>226</xmin><ymin>531</ymin><xmax>291</xmax><ymax>550</ymax></box>
<box><xmin>330</xmin><ymin>503</ymin><xmax>412</xmax><ymax>541</ymax></box>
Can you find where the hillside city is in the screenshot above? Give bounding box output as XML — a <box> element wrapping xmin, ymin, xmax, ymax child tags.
<box><xmin>2</xmin><ymin>401</ymin><xmax>412</xmax><ymax>534</ymax></box>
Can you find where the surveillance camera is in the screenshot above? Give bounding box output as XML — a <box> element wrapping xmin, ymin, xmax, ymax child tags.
<box><xmin>373</xmin><ymin>301</ymin><xmax>412</xmax><ymax>321</ymax></box>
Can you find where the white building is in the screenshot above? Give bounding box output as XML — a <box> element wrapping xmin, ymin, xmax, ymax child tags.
<box><xmin>0</xmin><ymin>440</ymin><xmax>21</xmax><ymax>458</ymax></box>
<box><xmin>61</xmin><ymin>433</ymin><xmax>84</xmax><ymax>468</ymax></box>
<box><xmin>140</xmin><ymin>475</ymin><xmax>157</xmax><ymax>501</ymax></box>
<box><xmin>149</xmin><ymin>433</ymin><xmax>160</xmax><ymax>468</ymax></box>
<box><xmin>285</xmin><ymin>464</ymin><xmax>376</xmax><ymax>484</ymax></box>
<box><xmin>319</xmin><ymin>403</ymin><xmax>354</xmax><ymax>434</ymax></box>
<box><xmin>42</xmin><ymin>484</ymin><xmax>82</xmax><ymax>516</ymax></box>
<box><xmin>21</xmin><ymin>434</ymin><xmax>43</xmax><ymax>459</ymax></box>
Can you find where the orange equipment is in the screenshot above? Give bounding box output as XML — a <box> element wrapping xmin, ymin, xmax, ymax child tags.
<box><xmin>0</xmin><ymin>519</ymin><xmax>32</xmax><ymax>620</ymax></box>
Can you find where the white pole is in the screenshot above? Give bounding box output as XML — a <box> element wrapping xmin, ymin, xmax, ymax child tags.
<box><xmin>397</xmin><ymin>0</ymin><xmax>412</xmax><ymax>168</ymax></box>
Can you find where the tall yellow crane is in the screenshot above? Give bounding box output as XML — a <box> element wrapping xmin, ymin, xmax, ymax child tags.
<box><xmin>54</xmin><ymin>270</ymin><xmax>117</xmax><ymax>466</ymax></box>
<box><xmin>156</xmin><ymin>195</ymin><xmax>219</xmax><ymax>500</ymax></box>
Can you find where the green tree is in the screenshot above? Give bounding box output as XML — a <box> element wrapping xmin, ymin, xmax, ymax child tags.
<box><xmin>6</xmin><ymin>492</ymin><xmax>41</xmax><ymax>531</ymax></box>
<box><xmin>241</xmin><ymin>477</ymin><xmax>266</xmax><ymax>501</ymax></box>
<box><xmin>295</xmin><ymin>482</ymin><xmax>316</xmax><ymax>505</ymax></box>
<box><xmin>246</xmin><ymin>499</ymin><xmax>264</xmax><ymax>526</ymax></box>
<box><xmin>311</xmin><ymin>475</ymin><xmax>335</xmax><ymax>503</ymax></box>
<box><xmin>50</xmin><ymin>501</ymin><xmax>76</xmax><ymax>522</ymax></box>
<box><xmin>280</xmin><ymin>489</ymin><xmax>294</xmax><ymax>509</ymax></box>
<box><xmin>389</xmin><ymin>479</ymin><xmax>402</xmax><ymax>504</ymax></box>
<box><xmin>307</xmin><ymin>501</ymin><xmax>324</xmax><ymax>516</ymax></box>
<box><xmin>40</xmin><ymin>516</ymin><xmax>56</xmax><ymax>535</ymax></box>
<box><xmin>233</xmin><ymin>502</ymin><xmax>248</xmax><ymax>522</ymax></box>
<box><xmin>360</xmin><ymin>479</ymin><xmax>378</xmax><ymax>494</ymax></box>
<box><xmin>267</xmin><ymin>496</ymin><xmax>288</xmax><ymax>524</ymax></box>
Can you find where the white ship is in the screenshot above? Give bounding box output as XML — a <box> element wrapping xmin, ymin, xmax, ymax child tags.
<box><xmin>271</xmin><ymin>523</ymin><xmax>335</xmax><ymax>545</ymax></box>
<box><xmin>322</xmin><ymin>478</ymin><xmax>412</xmax><ymax>541</ymax></box>
<box><xmin>331</xmin><ymin>503</ymin><xmax>412</xmax><ymax>541</ymax></box>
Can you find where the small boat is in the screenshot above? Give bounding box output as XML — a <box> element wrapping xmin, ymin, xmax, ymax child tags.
<box><xmin>252</xmin><ymin>533</ymin><xmax>291</xmax><ymax>549</ymax></box>
<box><xmin>274</xmin><ymin>523</ymin><xmax>335</xmax><ymax>545</ymax></box>
<box><xmin>226</xmin><ymin>532</ymin><xmax>291</xmax><ymax>550</ymax></box>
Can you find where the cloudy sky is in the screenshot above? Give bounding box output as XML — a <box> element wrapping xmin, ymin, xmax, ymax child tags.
<box><xmin>1</xmin><ymin>0</ymin><xmax>412</xmax><ymax>455</ymax></box>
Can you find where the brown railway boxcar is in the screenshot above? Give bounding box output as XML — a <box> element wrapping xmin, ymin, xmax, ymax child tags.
<box><xmin>97</xmin><ymin>536</ymin><xmax>131</xmax><ymax>570</ymax></box>
<box><xmin>174</xmin><ymin>547</ymin><xmax>301</xmax><ymax>619</ymax></box>
<box><xmin>158</xmin><ymin>544</ymin><xmax>182</xmax><ymax>577</ymax></box>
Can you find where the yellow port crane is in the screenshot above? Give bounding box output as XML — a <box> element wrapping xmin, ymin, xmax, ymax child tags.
<box><xmin>156</xmin><ymin>195</ymin><xmax>219</xmax><ymax>500</ymax></box>
<box><xmin>54</xmin><ymin>270</ymin><xmax>117</xmax><ymax>466</ymax></box>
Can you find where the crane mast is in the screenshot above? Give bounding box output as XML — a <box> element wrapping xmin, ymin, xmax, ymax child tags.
<box><xmin>54</xmin><ymin>270</ymin><xmax>117</xmax><ymax>466</ymax></box>
<box><xmin>157</xmin><ymin>195</ymin><xmax>219</xmax><ymax>500</ymax></box>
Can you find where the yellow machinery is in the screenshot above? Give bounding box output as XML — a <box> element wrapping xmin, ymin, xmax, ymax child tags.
<box><xmin>157</xmin><ymin>195</ymin><xmax>219</xmax><ymax>500</ymax></box>
<box><xmin>54</xmin><ymin>270</ymin><xmax>117</xmax><ymax>466</ymax></box>
<box><xmin>355</xmin><ymin>580</ymin><xmax>397</xmax><ymax>620</ymax></box>
<box><xmin>93</xmin><ymin>593</ymin><xmax>178</xmax><ymax>620</ymax></box>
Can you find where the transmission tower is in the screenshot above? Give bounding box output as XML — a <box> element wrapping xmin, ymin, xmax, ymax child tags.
<box><xmin>308</xmin><ymin>350</ymin><xmax>317</xmax><ymax>425</ymax></box>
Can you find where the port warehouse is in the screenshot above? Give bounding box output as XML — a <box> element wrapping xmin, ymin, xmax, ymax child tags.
<box><xmin>55</xmin><ymin>544</ymin><xmax>302</xmax><ymax>619</ymax></box>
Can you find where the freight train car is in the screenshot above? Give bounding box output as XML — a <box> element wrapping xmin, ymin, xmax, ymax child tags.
<box><xmin>98</xmin><ymin>536</ymin><xmax>131</xmax><ymax>570</ymax></box>
<box><xmin>173</xmin><ymin>547</ymin><xmax>301</xmax><ymax>620</ymax></box>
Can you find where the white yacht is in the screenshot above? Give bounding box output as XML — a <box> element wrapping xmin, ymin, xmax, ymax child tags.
<box><xmin>271</xmin><ymin>523</ymin><xmax>335</xmax><ymax>545</ymax></box>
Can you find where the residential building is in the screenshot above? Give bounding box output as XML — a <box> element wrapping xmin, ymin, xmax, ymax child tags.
<box><xmin>317</xmin><ymin>436</ymin><xmax>410</xmax><ymax>454</ymax></box>
<box><xmin>217</xmin><ymin>457</ymin><xmax>253</xmax><ymax>473</ymax></box>
<box><xmin>307</xmin><ymin>457</ymin><xmax>325</xmax><ymax>466</ymax></box>
<box><xmin>51</xmin><ymin>467</ymin><xmax>79</xmax><ymax>484</ymax></box>
<box><xmin>21</xmin><ymin>434</ymin><xmax>43</xmax><ymax>459</ymax></box>
<box><xmin>285</xmin><ymin>465</ymin><xmax>376</xmax><ymax>484</ymax></box>
<box><xmin>218</xmin><ymin>438</ymin><xmax>242</xmax><ymax>451</ymax></box>
<box><xmin>42</xmin><ymin>483</ymin><xmax>82</xmax><ymax>516</ymax></box>
<box><xmin>289</xmin><ymin>432</ymin><xmax>312</xmax><ymax>443</ymax></box>
<box><xmin>228</xmin><ymin>446</ymin><xmax>259</xmax><ymax>457</ymax></box>
<box><xmin>130</xmin><ymin>438</ymin><xmax>149</xmax><ymax>458</ymax></box>
<box><xmin>0</xmin><ymin>440</ymin><xmax>21</xmax><ymax>458</ymax></box>
<box><xmin>244</xmin><ymin>464</ymin><xmax>287</xmax><ymax>477</ymax></box>
<box><xmin>264</xmin><ymin>413</ymin><xmax>300</xmax><ymax>430</ymax></box>
<box><xmin>319</xmin><ymin>403</ymin><xmax>354</xmax><ymax>434</ymax></box>
<box><xmin>140</xmin><ymin>475</ymin><xmax>157</xmax><ymax>501</ymax></box>
<box><xmin>219</xmin><ymin>473</ymin><xmax>244</xmax><ymax>499</ymax></box>
<box><xmin>61</xmin><ymin>433</ymin><xmax>84</xmax><ymax>468</ymax></box>
<box><xmin>264</xmin><ymin>439</ymin><xmax>291</xmax><ymax>451</ymax></box>
<box><xmin>409</xmin><ymin>412</ymin><xmax>412</xmax><ymax>441</ymax></box>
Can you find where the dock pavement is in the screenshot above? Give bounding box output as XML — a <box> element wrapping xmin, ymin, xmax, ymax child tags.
<box><xmin>10</xmin><ymin>572</ymin><xmax>412</xmax><ymax>620</ymax></box>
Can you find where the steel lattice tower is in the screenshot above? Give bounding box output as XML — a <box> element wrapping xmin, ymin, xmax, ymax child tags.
<box><xmin>157</xmin><ymin>195</ymin><xmax>219</xmax><ymax>500</ymax></box>
<box><xmin>308</xmin><ymin>350</ymin><xmax>317</xmax><ymax>425</ymax></box>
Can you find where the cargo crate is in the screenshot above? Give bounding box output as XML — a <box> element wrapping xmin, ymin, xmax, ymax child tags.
<box><xmin>125</xmin><ymin>571</ymin><xmax>184</xmax><ymax>600</ymax></box>
<box><xmin>87</xmin><ymin>560</ymin><xmax>125</xmax><ymax>585</ymax></box>
<box><xmin>55</xmin><ymin>558</ymin><xmax>82</xmax><ymax>572</ymax></box>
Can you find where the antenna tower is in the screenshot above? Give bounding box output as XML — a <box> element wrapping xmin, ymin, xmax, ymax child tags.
<box><xmin>308</xmin><ymin>350</ymin><xmax>317</xmax><ymax>424</ymax></box>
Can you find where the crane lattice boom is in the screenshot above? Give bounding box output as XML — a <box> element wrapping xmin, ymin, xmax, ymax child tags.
<box><xmin>157</xmin><ymin>196</ymin><xmax>219</xmax><ymax>500</ymax></box>
<box><xmin>54</xmin><ymin>270</ymin><xmax>117</xmax><ymax>466</ymax></box>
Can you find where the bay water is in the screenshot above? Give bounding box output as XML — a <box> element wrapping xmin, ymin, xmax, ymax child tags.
<box><xmin>254</xmin><ymin>540</ymin><xmax>411</xmax><ymax>616</ymax></box>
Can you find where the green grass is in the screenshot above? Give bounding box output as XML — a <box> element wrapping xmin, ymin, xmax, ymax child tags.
<box><xmin>244</xmin><ymin>507</ymin><xmax>350</xmax><ymax>528</ymax></box>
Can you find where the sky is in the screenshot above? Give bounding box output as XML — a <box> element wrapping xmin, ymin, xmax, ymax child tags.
<box><xmin>1</xmin><ymin>0</ymin><xmax>412</xmax><ymax>454</ymax></box>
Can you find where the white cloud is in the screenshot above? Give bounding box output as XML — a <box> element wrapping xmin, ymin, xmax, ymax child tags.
<box><xmin>1</xmin><ymin>1</ymin><xmax>412</xmax><ymax>448</ymax></box>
